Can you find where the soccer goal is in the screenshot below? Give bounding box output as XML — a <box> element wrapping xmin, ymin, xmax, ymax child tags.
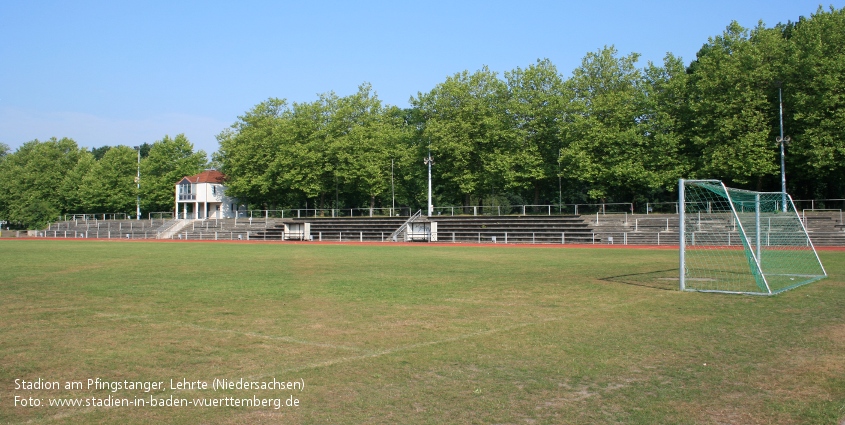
<box><xmin>679</xmin><ymin>179</ymin><xmax>826</xmax><ymax>295</ymax></box>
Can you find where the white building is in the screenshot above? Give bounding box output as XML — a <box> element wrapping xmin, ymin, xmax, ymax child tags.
<box><xmin>175</xmin><ymin>170</ymin><xmax>242</xmax><ymax>219</ymax></box>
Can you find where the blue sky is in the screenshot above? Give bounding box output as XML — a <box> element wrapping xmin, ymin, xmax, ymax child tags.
<box><xmin>1</xmin><ymin>1</ymin><xmax>841</xmax><ymax>155</ymax></box>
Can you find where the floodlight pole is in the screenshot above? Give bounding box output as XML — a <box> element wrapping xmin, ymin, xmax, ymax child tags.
<box><xmin>391</xmin><ymin>159</ymin><xmax>395</xmax><ymax>216</ymax></box>
<box><xmin>776</xmin><ymin>84</ymin><xmax>790</xmax><ymax>212</ymax></box>
<box><xmin>424</xmin><ymin>151</ymin><xmax>434</xmax><ymax>217</ymax></box>
<box><xmin>134</xmin><ymin>146</ymin><xmax>141</xmax><ymax>220</ymax></box>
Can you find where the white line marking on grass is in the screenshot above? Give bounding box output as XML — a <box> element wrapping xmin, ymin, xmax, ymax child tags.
<box><xmin>95</xmin><ymin>312</ymin><xmax>149</xmax><ymax>320</ymax></box>
<box><xmin>179</xmin><ymin>322</ymin><xmax>366</xmax><ymax>352</ymax></box>
<box><xmin>252</xmin><ymin>315</ymin><xmax>566</xmax><ymax>379</ymax></box>
<box><xmin>95</xmin><ymin>312</ymin><xmax>365</xmax><ymax>352</ymax></box>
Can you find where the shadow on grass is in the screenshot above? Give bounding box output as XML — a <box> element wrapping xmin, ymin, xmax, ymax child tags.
<box><xmin>599</xmin><ymin>268</ymin><xmax>680</xmax><ymax>291</ymax></box>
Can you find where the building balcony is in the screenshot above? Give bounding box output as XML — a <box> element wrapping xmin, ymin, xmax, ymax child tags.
<box><xmin>178</xmin><ymin>194</ymin><xmax>196</xmax><ymax>201</ymax></box>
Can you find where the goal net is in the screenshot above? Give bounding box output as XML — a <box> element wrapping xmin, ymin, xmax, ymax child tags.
<box><xmin>679</xmin><ymin>179</ymin><xmax>826</xmax><ymax>295</ymax></box>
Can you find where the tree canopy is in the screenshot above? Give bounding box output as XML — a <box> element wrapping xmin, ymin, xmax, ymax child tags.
<box><xmin>0</xmin><ymin>136</ymin><xmax>207</xmax><ymax>228</ymax></box>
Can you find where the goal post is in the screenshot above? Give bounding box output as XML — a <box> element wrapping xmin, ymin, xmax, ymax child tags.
<box><xmin>679</xmin><ymin>179</ymin><xmax>826</xmax><ymax>295</ymax></box>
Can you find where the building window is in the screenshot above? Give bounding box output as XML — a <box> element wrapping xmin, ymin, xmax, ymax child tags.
<box><xmin>212</xmin><ymin>185</ymin><xmax>217</xmax><ymax>196</ymax></box>
<box><xmin>179</xmin><ymin>183</ymin><xmax>195</xmax><ymax>200</ymax></box>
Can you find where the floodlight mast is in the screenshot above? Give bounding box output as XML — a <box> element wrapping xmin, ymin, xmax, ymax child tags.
<box><xmin>776</xmin><ymin>83</ymin><xmax>790</xmax><ymax>213</ymax></box>
<box><xmin>134</xmin><ymin>146</ymin><xmax>141</xmax><ymax>220</ymax></box>
<box><xmin>424</xmin><ymin>151</ymin><xmax>434</xmax><ymax>216</ymax></box>
<box><xmin>391</xmin><ymin>158</ymin><xmax>395</xmax><ymax>216</ymax></box>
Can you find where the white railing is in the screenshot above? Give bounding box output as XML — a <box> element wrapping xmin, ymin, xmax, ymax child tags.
<box><xmin>430</xmin><ymin>203</ymin><xmax>635</xmax><ymax>217</ymax></box>
<box><xmin>634</xmin><ymin>217</ymin><xmax>675</xmax><ymax>232</ymax></box>
<box><xmin>793</xmin><ymin>199</ymin><xmax>845</xmax><ymax>211</ymax></box>
<box><xmin>148</xmin><ymin>212</ymin><xmax>174</xmax><ymax>221</ymax></box>
<box><xmin>240</xmin><ymin>203</ymin><xmax>636</xmax><ymax>219</ymax></box>
<box><xmin>645</xmin><ymin>202</ymin><xmax>679</xmax><ymax>214</ymax></box>
<box><xmin>594</xmin><ymin>212</ymin><xmax>629</xmax><ymax>225</ymax></box>
<box><xmin>34</xmin><ymin>228</ymin><xmax>845</xmax><ymax>246</ymax></box>
<box><xmin>245</xmin><ymin>207</ymin><xmax>413</xmax><ymax>219</ymax></box>
<box><xmin>802</xmin><ymin>209</ymin><xmax>843</xmax><ymax>228</ymax></box>
<box><xmin>62</xmin><ymin>213</ymin><xmax>128</xmax><ymax>221</ymax></box>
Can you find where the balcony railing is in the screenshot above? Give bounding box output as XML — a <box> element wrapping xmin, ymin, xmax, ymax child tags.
<box><xmin>178</xmin><ymin>194</ymin><xmax>196</xmax><ymax>201</ymax></box>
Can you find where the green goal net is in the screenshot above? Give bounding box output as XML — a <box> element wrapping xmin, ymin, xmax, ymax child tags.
<box><xmin>679</xmin><ymin>179</ymin><xmax>826</xmax><ymax>295</ymax></box>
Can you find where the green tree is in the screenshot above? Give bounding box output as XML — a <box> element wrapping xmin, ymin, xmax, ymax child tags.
<box><xmin>90</xmin><ymin>145</ymin><xmax>111</xmax><ymax>160</ymax></box>
<box><xmin>387</xmin><ymin>107</ymin><xmax>422</xmax><ymax>211</ymax></box>
<box><xmin>79</xmin><ymin>146</ymin><xmax>138</xmax><ymax>214</ymax></box>
<box><xmin>60</xmin><ymin>150</ymin><xmax>97</xmax><ymax>214</ymax></box>
<box><xmin>502</xmin><ymin>59</ymin><xmax>566</xmax><ymax>204</ymax></box>
<box><xmin>640</xmin><ymin>53</ymin><xmax>692</xmax><ymax>198</ymax></box>
<box><xmin>787</xmin><ymin>6</ymin><xmax>845</xmax><ymax>198</ymax></box>
<box><xmin>411</xmin><ymin>67</ymin><xmax>510</xmax><ymax>206</ymax></box>
<box><xmin>331</xmin><ymin>84</ymin><xmax>404</xmax><ymax>212</ymax></box>
<box><xmin>685</xmin><ymin>22</ymin><xmax>785</xmax><ymax>189</ymax></box>
<box><xmin>271</xmin><ymin>95</ymin><xmax>335</xmax><ymax>209</ymax></box>
<box><xmin>91</xmin><ymin>143</ymin><xmax>151</xmax><ymax>161</ymax></box>
<box><xmin>216</xmin><ymin>98</ymin><xmax>289</xmax><ymax>207</ymax></box>
<box><xmin>560</xmin><ymin>46</ymin><xmax>682</xmax><ymax>202</ymax></box>
<box><xmin>141</xmin><ymin>134</ymin><xmax>207</xmax><ymax>214</ymax></box>
<box><xmin>0</xmin><ymin>138</ymin><xmax>84</xmax><ymax>228</ymax></box>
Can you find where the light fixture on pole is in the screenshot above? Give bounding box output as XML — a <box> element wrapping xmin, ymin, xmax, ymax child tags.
<box><xmin>424</xmin><ymin>152</ymin><xmax>434</xmax><ymax>217</ymax></box>
<box><xmin>134</xmin><ymin>146</ymin><xmax>141</xmax><ymax>220</ymax></box>
<box><xmin>775</xmin><ymin>82</ymin><xmax>790</xmax><ymax>213</ymax></box>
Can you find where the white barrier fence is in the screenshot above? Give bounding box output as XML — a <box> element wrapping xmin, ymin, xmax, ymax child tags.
<box><xmin>35</xmin><ymin>229</ymin><xmax>689</xmax><ymax>246</ymax></box>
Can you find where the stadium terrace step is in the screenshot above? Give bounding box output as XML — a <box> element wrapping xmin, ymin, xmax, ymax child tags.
<box><xmin>247</xmin><ymin>215</ymin><xmax>605</xmax><ymax>244</ymax></box>
<box><xmin>36</xmin><ymin>213</ymin><xmax>845</xmax><ymax>246</ymax></box>
<box><xmin>44</xmin><ymin>219</ymin><xmax>169</xmax><ymax>239</ymax></box>
<box><xmin>253</xmin><ymin>217</ymin><xmax>409</xmax><ymax>241</ymax></box>
<box><xmin>429</xmin><ymin>215</ymin><xmax>597</xmax><ymax>244</ymax></box>
<box><xmin>40</xmin><ymin>218</ymin><xmax>281</xmax><ymax>240</ymax></box>
<box><xmin>167</xmin><ymin>218</ymin><xmax>280</xmax><ymax>240</ymax></box>
<box><xmin>800</xmin><ymin>212</ymin><xmax>843</xmax><ymax>232</ymax></box>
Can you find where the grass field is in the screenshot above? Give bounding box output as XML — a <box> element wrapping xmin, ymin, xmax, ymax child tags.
<box><xmin>1</xmin><ymin>240</ymin><xmax>844</xmax><ymax>424</ymax></box>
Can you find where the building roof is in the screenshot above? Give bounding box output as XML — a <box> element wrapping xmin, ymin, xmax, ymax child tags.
<box><xmin>179</xmin><ymin>169</ymin><xmax>226</xmax><ymax>185</ymax></box>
